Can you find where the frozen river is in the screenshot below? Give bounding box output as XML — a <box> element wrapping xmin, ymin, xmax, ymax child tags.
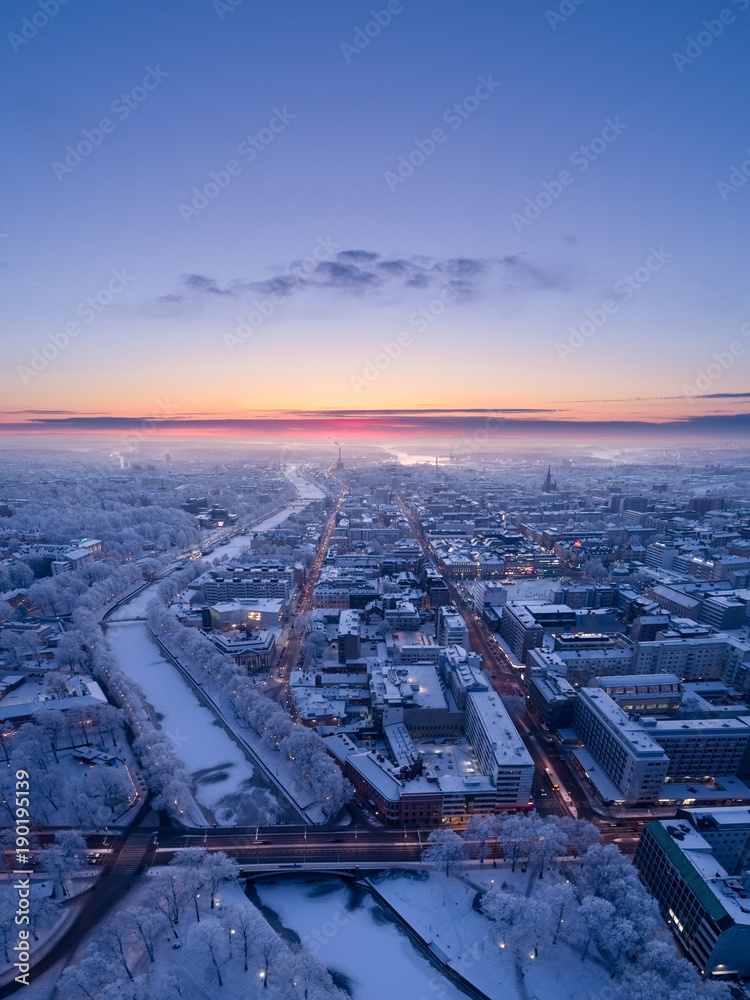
<box><xmin>104</xmin><ymin>469</ymin><xmax>324</xmax><ymax>824</ymax></box>
<box><xmin>255</xmin><ymin>876</ymin><xmax>469</xmax><ymax>1000</ymax></box>
<box><xmin>188</xmin><ymin>467</ymin><xmax>326</xmax><ymax>562</ymax></box>
<box><xmin>106</xmin><ymin>620</ymin><xmax>295</xmax><ymax>825</ymax></box>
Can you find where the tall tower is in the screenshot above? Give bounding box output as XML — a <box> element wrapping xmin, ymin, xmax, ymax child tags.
<box><xmin>542</xmin><ymin>465</ymin><xmax>556</xmax><ymax>492</ymax></box>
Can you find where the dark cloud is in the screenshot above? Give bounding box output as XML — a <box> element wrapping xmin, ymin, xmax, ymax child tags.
<box><xmin>152</xmin><ymin>251</ymin><xmax>503</xmax><ymax>309</ymax></box>
<box><xmin>180</xmin><ymin>273</ymin><xmax>236</xmax><ymax>296</ymax></box>
<box><xmin>698</xmin><ymin>392</ymin><xmax>750</xmax><ymax>399</ymax></box>
<box><xmin>12</xmin><ymin>410</ymin><xmax>750</xmax><ymax>437</ymax></box>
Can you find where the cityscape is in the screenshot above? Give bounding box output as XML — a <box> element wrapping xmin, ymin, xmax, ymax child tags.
<box><xmin>2</xmin><ymin>1</ymin><xmax>750</xmax><ymax>998</ymax></box>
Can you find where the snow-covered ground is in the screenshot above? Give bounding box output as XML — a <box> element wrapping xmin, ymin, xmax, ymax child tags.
<box><xmin>255</xmin><ymin>876</ymin><xmax>468</xmax><ymax>1000</ymax></box>
<box><xmin>375</xmin><ymin>869</ymin><xmax>616</xmax><ymax>1000</ymax></box>
<box><xmin>106</xmin><ymin>622</ymin><xmax>294</xmax><ymax>825</ymax></box>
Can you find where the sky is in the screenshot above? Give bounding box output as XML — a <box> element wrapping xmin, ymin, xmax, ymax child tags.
<box><xmin>2</xmin><ymin>0</ymin><xmax>750</xmax><ymax>449</ymax></box>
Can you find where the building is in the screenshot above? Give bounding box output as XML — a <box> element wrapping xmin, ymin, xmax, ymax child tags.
<box><xmin>572</xmin><ymin>687</ymin><xmax>670</xmax><ymax>805</ymax></box>
<box><xmin>549</xmin><ymin>584</ymin><xmax>618</xmax><ymax>609</ymax></box>
<box><xmin>435</xmin><ymin>606</ymin><xmax>470</xmax><ymax>650</ymax></box>
<box><xmin>528</xmin><ymin>668</ymin><xmax>578</xmax><ymax>729</ymax></box>
<box><xmin>208</xmin><ymin>599</ymin><xmax>284</xmax><ymax>630</ymax></box>
<box><xmin>369</xmin><ymin>661</ymin><xmax>463</xmax><ymax>738</ymax></box>
<box><xmin>500</xmin><ymin>602</ymin><xmax>577</xmax><ymax>661</ymax></box>
<box><xmin>207</xmin><ymin>630</ymin><xmax>277</xmax><ymax>671</ymax></box>
<box><xmin>325</xmin><ymin>733</ymin><xmax>498</xmax><ymax>826</ymax></box>
<box><xmin>591</xmin><ymin>673</ymin><xmax>682</xmax><ymax>713</ymax></box>
<box><xmin>464</xmin><ymin>690</ymin><xmax>534</xmax><ymax>808</ymax></box>
<box><xmin>633</xmin><ymin>637</ymin><xmax>738</xmax><ymax>682</ymax></box>
<box><xmin>337</xmin><ymin>609</ymin><xmax>361</xmax><ymax>663</ymax></box>
<box><xmin>700</xmin><ymin>595</ymin><xmax>747</xmax><ymax>631</ymax></box>
<box><xmin>680</xmin><ymin>806</ymin><xmax>750</xmax><ymax>875</ymax></box>
<box><xmin>641</xmin><ymin>716</ymin><xmax>750</xmax><ymax>781</ymax></box>
<box><xmin>634</xmin><ymin>817</ymin><xmax>750</xmax><ymax>977</ymax></box>
<box><xmin>313</xmin><ymin>580</ymin><xmax>381</xmax><ymax>610</ymax></box>
<box><xmin>203</xmin><ymin>563</ymin><xmax>296</xmax><ymax>602</ymax></box>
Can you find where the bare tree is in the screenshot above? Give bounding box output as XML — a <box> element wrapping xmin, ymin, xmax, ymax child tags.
<box><xmin>99</xmin><ymin>919</ymin><xmax>136</xmax><ymax>982</ymax></box>
<box><xmin>145</xmin><ymin>872</ymin><xmax>185</xmax><ymax>937</ymax></box>
<box><xmin>256</xmin><ymin>929</ymin><xmax>282</xmax><ymax>989</ymax></box>
<box><xmin>220</xmin><ymin>903</ymin><xmax>261</xmax><ymax>972</ymax></box>
<box><xmin>123</xmin><ymin>905</ymin><xmax>165</xmax><ymax>963</ymax></box>
<box><xmin>190</xmin><ymin>916</ymin><xmax>231</xmax><ymax>987</ymax></box>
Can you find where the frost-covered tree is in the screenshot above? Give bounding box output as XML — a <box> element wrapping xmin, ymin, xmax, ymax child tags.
<box><xmin>529</xmin><ymin>815</ymin><xmax>567</xmax><ymax>878</ymax></box>
<box><xmin>557</xmin><ymin>816</ymin><xmax>601</xmax><ymax>857</ymax></box>
<box><xmin>578</xmin><ymin>896</ymin><xmax>615</xmax><ymax>961</ymax></box>
<box><xmin>465</xmin><ymin>814</ymin><xmax>499</xmax><ymax>862</ymax></box>
<box><xmin>220</xmin><ymin>902</ymin><xmax>263</xmax><ymax>972</ymax></box>
<box><xmin>123</xmin><ymin>905</ymin><xmax>165</xmax><ymax>963</ymax></box>
<box><xmin>169</xmin><ymin>847</ymin><xmax>210</xmax><ymax>922</ymax></box>
<box><xmin>189</xmin><ymin>916</ymin><xmax>231</xmax><ymax>987</ymax></box>
<box><xmin>422</xmin><ymin>828</ymin><xmax>469</xmax><ymax>876</ymax></box>
<box><xmin>144</xmin><ymin>871</ymin><xmax>186</xmax><ymax>937</ymax></box>
<box><xmin>57</xmin><ymin>952</ymin><xmax>113</xmax><ymax>1000</ymax></box>
<box><xmin>98</xmin><ymin>918</ymin><xmax>136</xmax><ymax>982</ymax></box>
<box><xmin>86</xmin><ymin>767</ymin><xmax>132</xmax><ymax>815</ymax></box>
<box><xmin>482</xmin><ymin>887</ymin><xmax>525</xmax><ymax>951</ymax></box>
<box><xmin>41</xmin><ymin>830</ymin><xmax>87</xmax><ymax>898</ymax></box>
<box><xmin>201</xmin><ymin>850</ymin><xmax>240</xmax><ymax>909</ymax></box>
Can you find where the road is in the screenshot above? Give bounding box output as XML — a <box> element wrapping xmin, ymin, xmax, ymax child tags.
<box><xmin>395</xmin><ymin>495</ymin><xmax>639</xmax><ymax>836</ymax></box>
<box><xmin>272</xmin><ymin>469</ymin><xmax>347</xmax><ymax>704</ymax></box>
<box><xmin>77</xmin><ymin>821</ymin><xmax>641</xmax><ymax>870</ymax></box>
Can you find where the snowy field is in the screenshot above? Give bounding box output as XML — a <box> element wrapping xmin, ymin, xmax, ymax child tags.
<box><xmin>255</xmin><ymin>876</ymin><xmax>468</xmax><ymax>1000</ymax></box>
<box><xmin>376</xmin><ymin>869</ymin><xmax>617</xmax><ymax>1000</ymax></box>
<box><xmin>106</xmin><ymin>622</ymin><xmax>293</xmax><ymax>825</ymax></box>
